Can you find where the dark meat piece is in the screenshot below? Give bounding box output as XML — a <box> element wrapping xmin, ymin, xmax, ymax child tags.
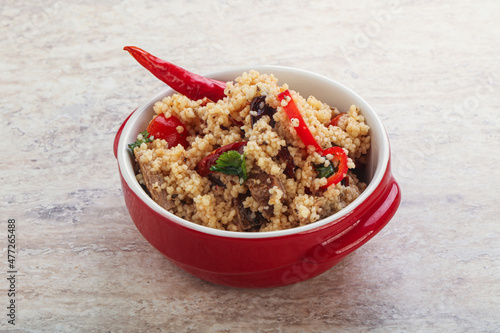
<box><xmin>277</xmin><ymin>146</ymin><xmax>297</xmax><ymax>179</ymax></box>
<box><xmin>250</xmin><ymin>95</ymin><xmax>276</xmax><ymax>128</ymax></box>
<box><xmin>352</xmin><ymin>162</ymin><xmax>367</xmax><ymax>183</ymax></box>
<box><xmin>207</xmin><ymin>173</ymin><xmax>226</xmax><ymax>188</ymax></box>
<box><xmin>246</xmin><ymin>171</ymin><xmax>287</xmax><ymax>219</ymax></box>
<box><xmin>232</xmin><ymin>195</ymin><xmax>266</xmax><ymax>232</ymax></box>
<box><xmin>135</xmin><ymin>150</ymin><xmax>175</xmax><ymax>210</ymax></box>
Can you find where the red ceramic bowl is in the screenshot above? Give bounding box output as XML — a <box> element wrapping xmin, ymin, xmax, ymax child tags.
<box><xmin>114</xmin><ymin>66</ymin><xmax>401</xmax><ymax>288</ymax></box>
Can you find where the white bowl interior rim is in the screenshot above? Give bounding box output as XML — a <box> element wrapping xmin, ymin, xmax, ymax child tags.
<box><xmin>117</xmin><ymin>65</ymin><xmax>390</xmax><ymax>239</ymax></box>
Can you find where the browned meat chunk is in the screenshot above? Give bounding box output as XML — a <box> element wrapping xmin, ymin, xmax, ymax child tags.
<box><xmin>207</xmin><ymin>173</ymin><xmax>226</xmax><ymax>188</ymax></box>
<box><xmin>134</xmin><ymin>150</ymin><xmax>175</xmax><ymax>211</ymax></box>
<box><xmin>246</xmin><ymin>171</ymin><xmax>287</xmax><ymax>219</ymax></box>
<box><xmin>277</xmin><ymin>146</ymin><xmax>297</xmax><ymax>179</ymax></box>
<box><xmin>232</xmin><ymin>196</ymin><xmax>266</xmax><ymax>232</ymax></box>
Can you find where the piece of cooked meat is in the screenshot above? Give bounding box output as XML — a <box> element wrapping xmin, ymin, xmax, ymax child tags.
<box><xmin>232</xmin><ymin>196</ymin><xmax>266</xmax><ymax>232</ymax></box>
<box><xmin>134</xmin><ymin>150</ymin><xmax>175</xmax><ymax>211</ymax></box>
<box><xmin>207</xmin><ymin>173</ymin><xmax>226</xmax><ymax>188</ymax></box>
<box><xmin>277</xmin><ymin>146</ymin><xmax>296</xmax><ymax>179</ymax></box>
<box><xmin>246</xmin><ymin>171</ymin><xmax>287</xmax><ymax>219</ymax></box>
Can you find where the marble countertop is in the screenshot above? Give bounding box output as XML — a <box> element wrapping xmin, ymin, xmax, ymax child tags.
<box><xmin>2</xmin><ymin>0</ymin><xmax>499</xmax><ymax>331</ymax></box>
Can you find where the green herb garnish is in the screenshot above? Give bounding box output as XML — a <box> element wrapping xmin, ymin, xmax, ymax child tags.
<box><xmin>128</xmin><ymin>130</ymin><xmax>154</xmax><ymax>151</ymax></box>
<box><xmin>210</xmin><ymin>150</ymin><xmax>247</xmax><ymax>184</ymax></box>
<box><xmin>314</xmin><ymin>163</ymin><xmax>335</xmax><ymax>178</ymax></box>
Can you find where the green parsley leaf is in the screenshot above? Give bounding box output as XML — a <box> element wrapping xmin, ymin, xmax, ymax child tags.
<box><xmin>209</xmin><ymin>150</ymin><xmax>247</xmax><ymax>184</ymax></box>
<box><xmin>128</xmin><ymin>130</ymin><xmax>154</xmax><ymax>152</ymax></box>
<box><xmin>314</xmin><ymin>163</ymin><xmax>335</xmax><ymax>178</ymax></box>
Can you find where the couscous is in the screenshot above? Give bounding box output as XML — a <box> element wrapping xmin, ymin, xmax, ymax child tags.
<box><xmin>129</xmin><ymin>70</ymin><xmax>371</xmax><ymax>232</ymax></box>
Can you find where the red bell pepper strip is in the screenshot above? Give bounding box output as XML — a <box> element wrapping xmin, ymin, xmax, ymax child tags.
<box><xmin>147</xmin><ymin>114</ymin><xmax>189</xmax><ymax>149</ymax></box>
<box><xmin>320</xmin><ymin>146</ymin><xmax>348</xmax><ymax>189</ymax></box>
<box><xmin>123</xmin><ymin>46</ymin><xmax>227</xmax><ymax>102</ymax></box>
<box><xmin>277</xmin><ymin>90</ymin><xmax>348</xmax><ymax>188</ymax></box>
<box><xmin>330</xmin><ymin>113</ymin><xmax>347</xmax><ymax>127</ymax></box>
<box><xmin>196</xmin><ymin>141</ymin><xmax>247</xmax><ymax>176</ymax></box>
<box><xmin>277</xmin><ymin>90</ymin><xmax>323</xmax><ymax>153</ymax></box>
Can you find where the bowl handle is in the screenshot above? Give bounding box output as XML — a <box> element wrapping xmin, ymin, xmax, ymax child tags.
<box><xmin>113</xmin><ymin>109</ymin><xmax>136</xmax><ymax>159</ymax></box>
<box><xmin>304</xmin><ymin>169</ymin><xmax>401</xmax><ymax>266</ymax></box>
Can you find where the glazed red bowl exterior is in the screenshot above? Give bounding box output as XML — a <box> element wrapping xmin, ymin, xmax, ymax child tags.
<box><xmin>114</xmin><ymin>66</ymin><xmax>401</xmax><ymax>288</ymax></box>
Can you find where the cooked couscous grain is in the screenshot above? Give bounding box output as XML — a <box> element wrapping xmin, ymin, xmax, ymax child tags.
<box><xmin>131</xmin><ymin>71</ymin><xmax>370</xmax><ymax>232</ymax></box>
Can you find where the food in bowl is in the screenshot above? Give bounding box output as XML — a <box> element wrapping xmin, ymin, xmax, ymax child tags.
<box><xmin>125</xmin><ymin>47</ymin><xmax>371</xmax><ymax>232</ymax></box>
<box><xmin>115</xmin><ymin>57</ymin><xmax>401</xmax><ymax>287</ymax></box>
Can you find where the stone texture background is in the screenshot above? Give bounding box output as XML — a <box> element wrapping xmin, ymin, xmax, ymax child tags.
<box><xmin>1</xmin><ymin>0</ymin><xmax>499</xmax><ymax>332</ymax></box>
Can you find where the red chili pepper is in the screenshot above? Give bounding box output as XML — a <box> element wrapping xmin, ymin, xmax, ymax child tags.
<box><xmin>277</xmin><ymin>90</ymin><xmax>323</xmax><ymax>153</ymax></box>
<box><xmin>196</xmin><ymin>141</ymin><xmax>247</xmax><ymax>176</ymax></box>
<box><xmin>330</xmin><ymin>113</ymin><xmax>347</xmax><ymax>127</ymax></box>
<box><xmin>124</xmin><ymin>46</ymin><xmax>227</xmax><ymax>102</ymax></box>
<box><xmin>320</xmin><ymin>146</ymin><xmax>348</xmax><ymax>189</ymax></box>
<box><xmin>147</xmin><ymin>114</ymin><xmax>189</xmax><ymax>149</ymax></box>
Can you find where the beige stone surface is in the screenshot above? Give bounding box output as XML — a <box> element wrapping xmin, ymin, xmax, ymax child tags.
<box><xmin>1</xmin><ymin>0</ymin><xmax>499</xmax><ymax>332</ymax></box>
